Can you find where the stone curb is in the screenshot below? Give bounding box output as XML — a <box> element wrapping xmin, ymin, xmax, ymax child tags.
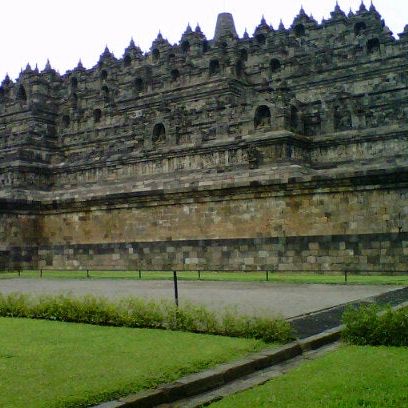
<box><xmin>93</xmin><ymin>327</ymin><xmax>342</xmax><ymax>408</ymax></box>
<box><xmin>393</xmin><ymin>300</ymin><xmax>408</xmax><ymax>310</ymax></box>
<box><xmin>93</xmin><ymin>300</ymin><xmax>407</xmax><ymax>408</ymax></box>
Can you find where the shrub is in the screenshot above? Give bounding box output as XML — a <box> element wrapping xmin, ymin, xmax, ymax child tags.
<box><xmin>0</xmin><ymin>293</ymin><xmax>29</xmax><ymax>317</ymax></box>
<box><xmin>163</xmin><ymin>303</ymin><xmax>220</xmax><ymax>333</ymax></box>
<box><xmin>0</xmin><ymin>293</ymin><xmax>293</xmax><ymax>343</ymax></box>
<box><xmin>221</xmin><ymin>311</ymin><xmax>291</xmax><ymax>343</ymax></box>
<box><xmin>121</xmin><ymin>298</ymin><xmax>167</xmax><ymax>328</ymax></box>
<box><xmin>342</xmin><ymin>304</ymin><xmax>408</xmax><ymax>347</ymax></box>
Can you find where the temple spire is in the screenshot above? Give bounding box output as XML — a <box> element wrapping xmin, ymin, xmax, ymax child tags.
<box><xmin>195</xmin><ymin>23</ymin><xmax>202</xmax><ymax>34</ymax></box>
<box><xmin>213</xmin><ymin>12</ymin><xmax>238</xmax><ymax>41</ymax></box>
<box><xmin>330</xmin><ymin>1</ymin><xmax>346</xmax><ymax>20</ymax></box>
<box><xmin>184</xmin><ymin>23</ymin><xmax>192</xmax><ymax>34</ymax></box>
<box><xmin>44</xmin><ymin>59</ymin><xmax>52</xmax><ymax>71</ymax></box>
<box><xmin>2</xmin><ymin>73</ymin><xmax>11</xmax><ymax>86</ymax></box>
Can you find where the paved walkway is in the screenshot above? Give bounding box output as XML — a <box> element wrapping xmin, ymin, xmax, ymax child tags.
<box><xmin>0</xmin><ymin>278</ymin><xmax>402</xmax><ymax>318</ymax></box>
<box><xmin>291</xmin><ymin>286</ymin><xmax>408</xmax><ymax>338</ymax></box>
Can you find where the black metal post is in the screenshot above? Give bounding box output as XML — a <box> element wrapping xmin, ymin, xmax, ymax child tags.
<box><xmin>173</xmin><ymin>271</ymin><xmax>179</xmax><ymax>307</ymax></box>
<box><xmin>345</xmin><ymin>270</ymin><xmax>348</xmax><ymax>284</ymax></box>
<box><xmin>86</xmin><ymin>269</ymin><xmax>90</xmax><ymax>278</ymax></box>
<box><xmin>18</xmin><ymin>269</ymin><xmax>21</xmax><ymax>277</ymax></box>
<box><xmin>266</xmin><ymin>270</ymin><xmax>269</xmax><ymax>281</ymax></box>
<box><xmin>138</xmin><ymin>270</ymin><xmax>142</xmax><ymax>279</ymax></box>
<box><xmin>198</xmin><ymin>270</ymin><xmax>201</xmax><ymax>280</ymax></box>
<box><xmin>40</xmin><ymin>269</ymin><xmax>43</xmax><ymax>278</ymax></box>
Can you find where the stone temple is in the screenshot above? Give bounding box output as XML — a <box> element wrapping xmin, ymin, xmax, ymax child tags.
<box><xmin>0</xmin><ymin>3</ymin><xmax>407</xmax><ymax>272</ymax></box>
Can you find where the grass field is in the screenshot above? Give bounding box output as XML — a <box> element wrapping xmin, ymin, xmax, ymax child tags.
<box><xmin>1</xmin><ymin>269</ymin><xmax>407</xmax><ymax>285</ymax></box>
<box><xmin>210</xmin><ymin>345</ymin><xmax>408</xmax><ymax>408</ymax></box>
<box><xmin>0</xmin><ymin>317</ymin><xmax>267</xmax><ymax>408</ymax></box>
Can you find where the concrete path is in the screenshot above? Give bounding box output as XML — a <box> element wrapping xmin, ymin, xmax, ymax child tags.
<box><xmin>290</xmin><ymin>286</ymin><xmax>408</xmax><ymax>338</ymax></box>
<box><xmin>0</xmin><ymin>278</ymin><xmax>401</xmax><ymax>318</ymax></box>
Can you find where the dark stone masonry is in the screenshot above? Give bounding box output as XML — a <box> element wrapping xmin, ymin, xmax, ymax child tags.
<box><xmin>0</xmin><ymin>3</ymin><xmax>407</xmax><ymax>271</ymax></box>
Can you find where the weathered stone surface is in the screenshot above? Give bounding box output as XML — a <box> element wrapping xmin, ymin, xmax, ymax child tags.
<box><xmin>0</xmin><ymin>5</ymin><xmax>407</xmax><ymax>271</ymax></box>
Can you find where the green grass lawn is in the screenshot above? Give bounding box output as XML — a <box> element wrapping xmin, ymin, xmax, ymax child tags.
<box><xmin>1</xmin><ymin>269</ymin><xmax>407</xmax><ymax>285</ymax></box>
<box><xmin>0</xmin><ymin>317</ymin><xmax>266</xmax><ymax>408</ymax></box>
<box><xmin>210</xmin><ymin>345</ymin><xmax>408</xmax><ymax>408</ymax></box>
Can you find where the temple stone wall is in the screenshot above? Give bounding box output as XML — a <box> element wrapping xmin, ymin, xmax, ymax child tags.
<box><xmin>2</xmin><ymin>184</ymin><xmax>405</xmax><ymax>271</ymax></box>
<box><xmin>0</xmin><ymin>213</ymin><xmax>40</xmax><ymax>269</ymax></box>
<box><xmin>311</xmin><ymin>129</ymin><xmax>408</xmax><ymax>164</ymax></box>
<box><xmin>0</xmin><ymin>213</ymin><xmax>40</xmax><ymax>247</ymax></box>
<box><xmin>39</xmin><ymin>188</ymin><xmax>406</xmax><ymax>245</ymax></box>
<box><xmin>1</xmin><ymin>5</ymin><xmax>408</xmax><ymax>273</ymax></box>
<box><xmin>16</xmin><ymin>234</ymin><xmax>408</xmax><ymax>272</ymax></box>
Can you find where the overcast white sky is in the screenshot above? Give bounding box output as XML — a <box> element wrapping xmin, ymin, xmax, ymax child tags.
<box><xmin>1</xmin><ymin>0</ymin><xmax>407</xmax><ymax>80</ymax></box>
